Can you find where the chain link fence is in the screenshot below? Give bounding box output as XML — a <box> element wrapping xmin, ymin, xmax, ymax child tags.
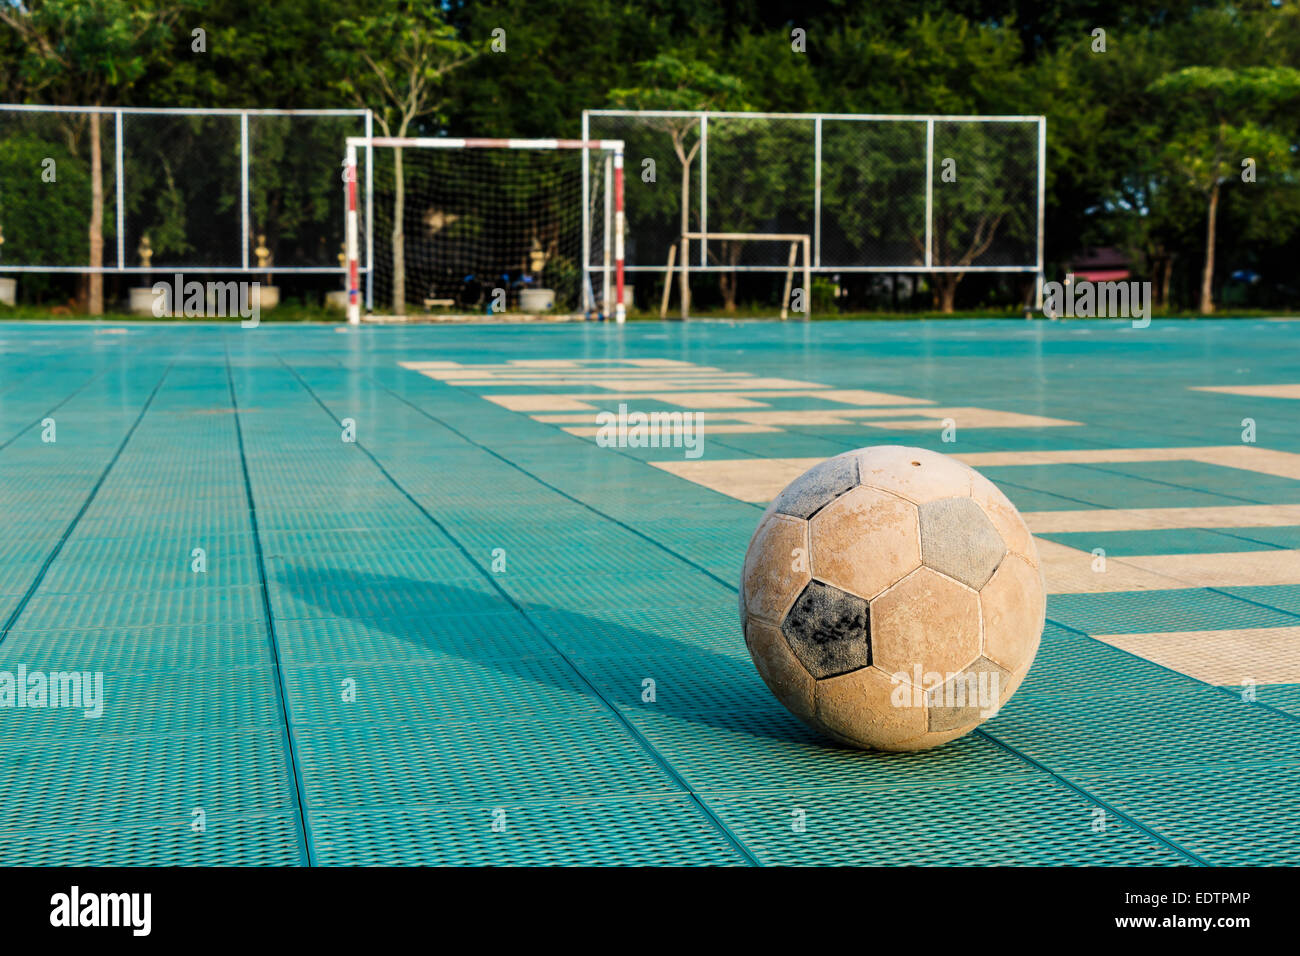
<box><xmin>0</xmin><ymin>106</ymin><xmax>370</xmax><ymax>277</ymax></box>
<box><xmin>584</xmin><ymin>110</ymin><xmax>1044</xmax><ymax>312</ymax></box>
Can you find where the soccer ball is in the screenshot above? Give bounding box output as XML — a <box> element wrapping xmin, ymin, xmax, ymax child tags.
<box><xmin>740</xmin><ymin>445</ymin><xmax>1044</xmax><ymax>751</ymax></box>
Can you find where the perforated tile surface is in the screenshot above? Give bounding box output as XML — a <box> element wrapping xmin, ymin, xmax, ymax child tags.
<box><xmin>1</xmin><ymin>319</ymin><xmax>1298</xmax><ymax>865</ymax></box>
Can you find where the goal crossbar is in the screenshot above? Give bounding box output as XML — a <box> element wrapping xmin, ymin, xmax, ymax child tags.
<box><xmin>344</xmin><ymin>136</ymin><xmax>625</xmax><ymax>324</ymax></box>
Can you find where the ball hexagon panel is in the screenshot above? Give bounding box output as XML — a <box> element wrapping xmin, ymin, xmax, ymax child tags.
<box><xmin>741</xmin><ymin>513</ymin><xmax>811</xmax><ymax>624</ymax></box>
<box><xmin>970</xmin><ymin>468</ymin><xmax>1038</xmax><ymax>562</ymax></box>
<box><xmin>809</xmin><ymin>484</ymin><xmax>921</xmax><ymax>601</ymax></box>
<box><xmin>780</xmin><ymin>580</ymin><xmax>870</xmax><ymax>679</ymax></box>
<box><xmin>918</xmin><ymin>496</ymin><xmax>1006</xmax><ymax>590</ymax></box>
<box><xmin>856</xmin><ymin>445</ymin><xmax>975</xmax><ymax>505</ymax></box>
<box><xmin>769</xmin><ymin>452</ymin><xmax>859</xmax><ymax>519</ymax></box>
<box><xmin>869</xmin><ymin>566</ymin><xmax>982</xmax><ymax>677</ymax></box>
<box><xmin>814</xmin><ymin>664</ymin><xmax>927</xmax><ymax>750</ymax></box>
<box><xmin>744</xmin><ymin>616</ymin><xmax>817</xmax><ymax>723</ymax></box>
<box><xmin>980</xmin><ymin>552</ymin><xmax>1046</xmax><ymax>672</ymax></box>
<box><xmin>924</xmin><ymin>655</ymin><xmax>1011</xmax><ymax>733</ymax></box>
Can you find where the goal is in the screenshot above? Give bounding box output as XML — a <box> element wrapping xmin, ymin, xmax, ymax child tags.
<box><xmin>345</xmin><ymin>137</ymin><xmax>625</xmax><ymax>323</ymax></box>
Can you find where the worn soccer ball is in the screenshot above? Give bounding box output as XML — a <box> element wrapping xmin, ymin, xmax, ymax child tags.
<box><xmin>740</xmin><ymin>445</ymin><xmax>1044</xmax><ymax>751</ymax></box>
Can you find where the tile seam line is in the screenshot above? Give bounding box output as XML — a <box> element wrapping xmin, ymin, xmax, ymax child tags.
<box><xmin>279</xmin><ymin>357</ymin><xmax>760</xmax><ymax>867</ymax></box>
<box><xmin>0</xmin><ymin>369</ymin><xmax>105</xmax><ymax>452</ymax></box>
<box><xmin>225</xmin><ymin>340</ymin><xmax>315</xmax><ymax>867</ymax></box>
<box><xmin>360</xmin><ymin>366</ymin><xmax>738</xmax><ymax>591</ymax></box>
<box><xmin>0</xmin><ymin>365</ymin><xmax>173</xmax><ymax>644</ymax></box>
<box><xmin>974</xmin><ymin>726</ymin><xmax>1210</xmax><ymax>866</ymax></box>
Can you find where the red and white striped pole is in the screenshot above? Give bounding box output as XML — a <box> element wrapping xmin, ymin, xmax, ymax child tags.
<box><xmin>614</xmin><ymin>148</ymin><xmax>625</xmax><ymax>323</ymax></box>
<box><xmin>345</xmin><ymin>143</ymin><xmax>360</xmax><ymax>325</ymax></box>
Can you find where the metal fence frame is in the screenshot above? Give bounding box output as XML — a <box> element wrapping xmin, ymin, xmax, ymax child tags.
<box><xmin>583</xmin><ymin>110</ymin><xmax>1047</xmax><ymax>305</ymax></box>
<box><xmin>0</xmin><ymin>104</ymin><xmax>373</xmax><ymax>302</ymax></box>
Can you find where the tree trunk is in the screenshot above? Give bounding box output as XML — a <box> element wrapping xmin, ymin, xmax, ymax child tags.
<box><xmin>88</xmin><ymin>111</ymin><xmax>104</xmax><ymax>315</ymax></box>
<box><xmin>934</xmin><ymin>274</ymin><xmax>960</xmax><ymax>313</ymax></box>
<box><xmin>392</xmin><ymin>145</ymin><xmax>406</xmax><ymax>315</ymax></box>
<box><xmin>1161</xmin><ymin>252</ymin><xmax>1174</xmax><ymax>309</ymax></box>
<box><xmin>719</xmin><ymin>240</ymin><xmax>740</xmax><ymax>312</ymax></box>
<box><xmin>1200</xmin><ymin>184</ymin><xmax>1218</xmax><ymax>314</ymax></box>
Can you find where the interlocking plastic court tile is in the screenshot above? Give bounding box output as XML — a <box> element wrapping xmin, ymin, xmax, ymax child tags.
<box><xmin>702</xmin><ymin>777</ymin><xmax>1189</xmax><ymax>865</ymax></box>
<box><xmin>16</xmin><ymin>585</ymin><xmax>265</xmax><ymax>629</ymax></box>
<box><xmin>308</xmin><ymin>796</ymin><xmax>747</xmax><ymax>865</ymax></box>
<box><xmin>621</xmin><ymin>706</ymin><xmax>1037</xmax><ymax>794</ymax></box>
<box><xmin>529</xmin><ymin>606</ymin><xmax>749</xmax><ymax>660</ymax></box>
<box><xmin>0</xmin><ymin>729</ymin><xmax>298</xmax><ymax>833</ymax></box>
<box><xmin>1046</xmin><ymin>588</ymin><xmax>1300</xmax><ymax>635</ymax></box>
<box><xmin>0</xmin><ymin>666</ymin><xmax>281</xmax><ymax>741</ymax></box>
<box><xmin>984</xmin><ymin>690</ymin><xmax>1300</xmax><ymax>774</ymax></box>
<box><xmin>1072</xmin><ymin>766</ymin><xmax>1300</xmax><ymax>865</ymax></box>
<box><xmin>294</xmin><ymin>713</ymin><xmax>678</xmax><ymax>809</ymax></box>
<box><xmin>0</xmin><ymin>812</ymin><xmax>302</xmax><ymax>866</ymax></box>
<box><xmin>0</xmin><ymin>621</ymin><xmax>272</xmax><ymax>672</ymax></box>
<box><xmin>275</xmin><ymin>612</ymin><xmax>552</xmax><ymax>664</ymax></box>
<box><xmin>283</xmin><ymin>657</ymin><xmax>601</xmax><ymax>727</ymax></box>
<box><xmin>1041</xmin><ymin>527</ymin><xmax>1290</xmax><ymax>556</ymax></box>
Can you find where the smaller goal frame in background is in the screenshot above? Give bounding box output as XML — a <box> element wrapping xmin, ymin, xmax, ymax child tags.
<box><xmin>345</xmin><ymin>137</ymin><xmax>625</xmax><ymax>325</ymax></box>
<box><xmin>668</xmin><ymin>233</ymin><xmax>812</xmax><ymax>319</ymax></box>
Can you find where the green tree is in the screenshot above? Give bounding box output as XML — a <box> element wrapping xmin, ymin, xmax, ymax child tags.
<box><xmin>1148</xmin><ymin>66</ymin><xmax>1300</xmax><ymax>312</ymax></box>
<box><xmin>0</xmin><ymin>0</ymin><xmax>176</xmax><ymax>313</ymax></box>
<box><xmin>333</xmin><ymin>2</ymin><xmax>476</xmax><ymax>314</ymax></box>
<box><xmin>609</xmin><ymin>54</ymin><xmax>749</xmax><ymax>317</ymax></box>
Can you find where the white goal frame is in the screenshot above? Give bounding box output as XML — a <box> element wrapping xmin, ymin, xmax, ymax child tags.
<box><xmin>344</xmin><ymin>136</ymin><xmax>626</xmax><ymax>324</ymax></box>
<box><xmin>583</xmin><ymin>110</ymin><xmax>1047</xmax><ymax>309</ymax></box>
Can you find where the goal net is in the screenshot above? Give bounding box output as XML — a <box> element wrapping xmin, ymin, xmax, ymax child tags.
<box><xmin>346</xmin><ymin>137</ymin><xmax>625</xmax><ymax>323</ymax></box>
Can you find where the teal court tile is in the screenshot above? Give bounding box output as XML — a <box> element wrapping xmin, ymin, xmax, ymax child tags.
<box><xmin>0</xmin><ymin>811</ymin><xmax>303</xmax><ymax>867</ymax></box>
<box><xmin>0</xmin><ymin>665</ymin><xmax>282</xmax><ymax>742</ymax></box>
<box><xmin>275</xmin><ymin>613</ymin><xmax>553</xmax><ymax>664</ymax></box>
<box><xmin>701</xmin><ymin>777</ymin><xmax>1189</xmax><ymax>865</ymax></box>
<box><xmin>1040</xmin><ymin>527</ymin><xmax>1294</xmax><ymax>556</ymax></box>
<box><xmin>307</xmin><ymin>796</ymin><xmax>748</xmax><ymax>865</ymax></box>
<box><xmin>0</xmin><ymin>622</ymin><xmax>272</xmax><ymax>672</ymax></box>
<box><xmin>0</xmin><ymin>729</ymin><xmax>299</xmax><ymax>834</ymax></box>
<box><xmin>528</xmin><ymin>605</ymin><xmax>749</xmax><ymax>660</ymax></box>
<box><xmin>1012</xmin><ymin>623</ymin><xmax>1203</xmax><ymax>700</ymax></box>
<box><xmin>572</xmin><ymin>652</ymin><xmax>772</xmax><ymax>715</ymax></box>
<box><xmin>293</xmin><ymin>713</ymin><xmax>679</xmax><ymax>809</ymax></box>
<box><xmin>1091</xmin><ymin>460</ymin><xmax>1300</xmax><ymax>504</ymax></box>
<box><xmin>1256</xmin><ymin>684</ymin><xmax>1300</xmax><ymax>718</ymax></box>
<box><xmin>498</xmin><ymin>569</ymin><xmax>735</xmax><ymax>612</ymax></box>
<box><xmin>267</xmin><ymin>572</ymin><xmax>511</xmax><ymax>621</ymax></box>
<box><xmin>977</xmin><ymin>463</ymin><xmax>1251</xmax><ymax>511</ymax></box>
<box><xmin>281</xmin><ymin>656</ymin><xmax>601</xmax><ymax>727</ymax></box>
<box><xmin>15</xmin><ymin>584</ymin><xmax>266</xmax><ymax>630</ymax></box>
<box><xmin>1220</xmin><ymin>585</ymin><xmax>1300</xmax><ymax>617</ymax></box>
<box><xmin>982</xmin><ymin>690</ymin><xmax>1300</xmax><ymax>775</ymax></box>
<box><xmin>1046</xmin><ymin>587</ymin><xmax>1300</xmax><ymax>635</ymax></box>
<box><xmin>619</xmin><ymin>705</ymin><xmax>1039</xmax><ymax>795</ymax></box>
<box><xmin>1070</xmin><ymin>766</ymin><xmax>1300</xmax><ymax>865</ymax></box>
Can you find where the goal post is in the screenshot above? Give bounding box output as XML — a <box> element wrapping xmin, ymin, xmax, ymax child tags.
<box><xmin>345</xmin><ymin>136</ymin><xmax>625</xmax><ymax>324</ymax></box>
<box><xmin>671</xmin><ymin>232</ymin><xmax>812</xmax><ymax>319</ymax></box>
